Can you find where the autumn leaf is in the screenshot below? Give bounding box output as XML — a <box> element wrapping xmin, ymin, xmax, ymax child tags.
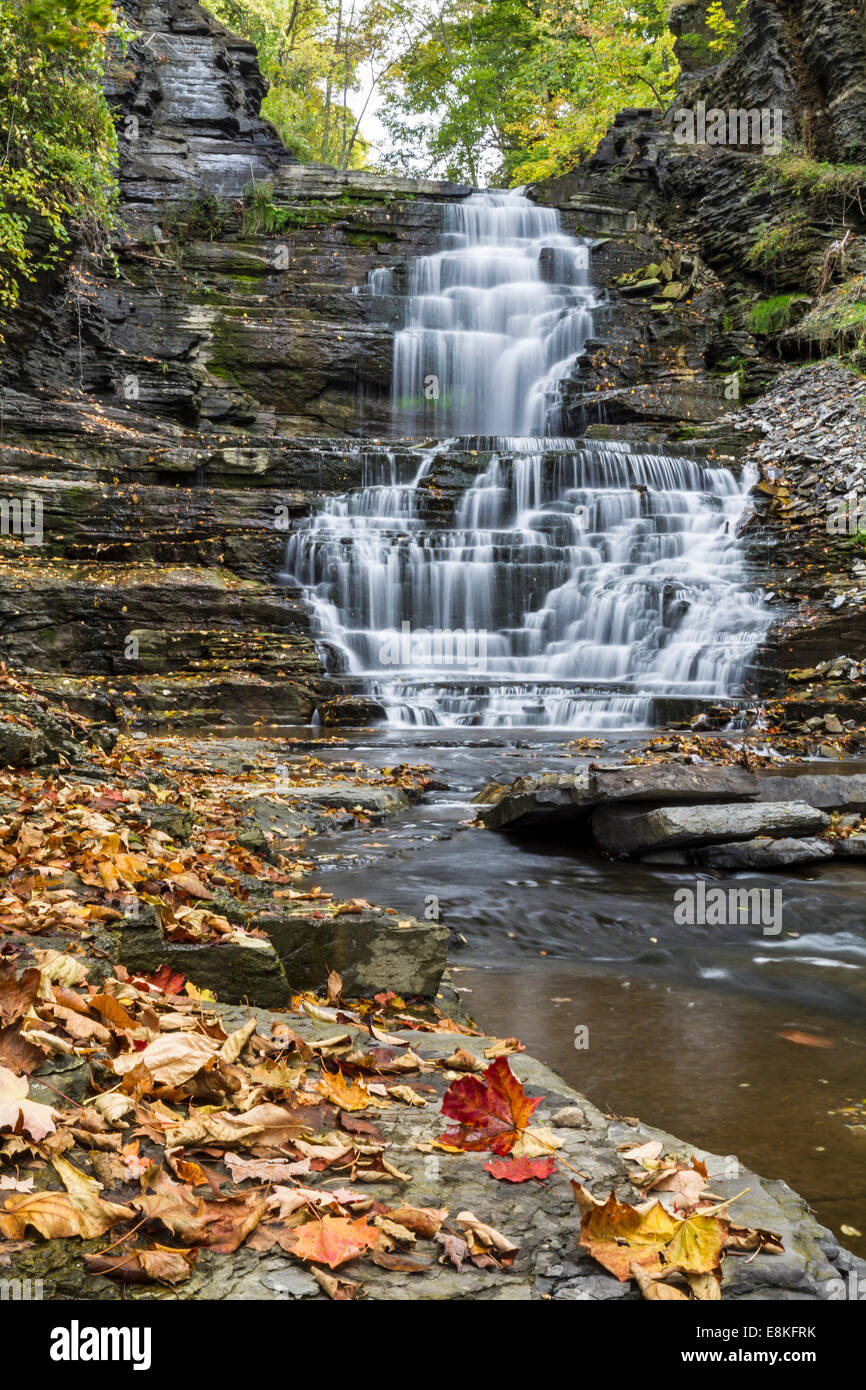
<box><xmin>483</xmin><ymin>1155</ymin><xmax>555</xmax><ymax>1183</ymax></box>
<box><xmin>0</xmin><ymin>1066</ymin><xmax>58</xmax><ymax>1142</ymax></box>
<box><xmin>579</xmin><ymin>1191</ymin><xmax>726</xmax><ymax>1282</ymax></box>
<box><xmin>317</xmin><ymin>1070</ymin><xmax>389</xmax><ymax>1112</ymax></box>
<box><xmin>0</xmin><ymin>1022</ymin><xmax>47</xmax><ymax>1076</ymax></box>
<box><xmin>311</xmin><ymin>1266</ymin><xmax>364</xmax><ymax>1300</ymax></box>
<box><xmin>440</xmin><ymin>1056</ymin><xmax>541</xmax><ymax>1155</ymax></box>
<box><xmin>0</xmin><ymin>1157</ymin><xmax>133</xmax><ymax>1240</ymax></box>
<box><xmin>113</xmin><ymin>1032</ymin><xmax>218</xmax><ymax>1085</ymax></box>
<box><xmin>286</xmin><ymin>1214</ymin><xmax>379</xmax><ymax>1269</ymax></box>
<box><xmin>84</xmin><ymin>1245</ymin><xmax>195</xmax><ymax>1285</ymax></box>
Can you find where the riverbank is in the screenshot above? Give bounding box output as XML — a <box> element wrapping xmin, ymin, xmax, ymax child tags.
<box><xmin>2</xmin><ymin>699</ymin><xmax>865</xmax><ymax>1299</ymax></box>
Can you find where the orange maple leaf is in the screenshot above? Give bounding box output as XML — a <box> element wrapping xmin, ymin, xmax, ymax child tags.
<box><xmin>287</xmin><ymin>1215</ymin><xmax>379</xmax><ymax>1269</ymax></box>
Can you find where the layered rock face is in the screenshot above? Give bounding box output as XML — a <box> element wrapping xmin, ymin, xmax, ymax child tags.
<box><xmin>105</xmin><ymin>0</ymin><xmax>298</xmax><ymax>214</ymax></box>
<box><xmin>0</xmin><ymin>0</ymin><xmax>471</xmax><ymax>727</ymax></box>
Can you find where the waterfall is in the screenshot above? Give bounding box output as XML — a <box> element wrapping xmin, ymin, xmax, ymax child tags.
<box><xmin>382</xmin><ymin>191</ymin><xmax>595</xmax><ymax>435</ymax></box>
<box><xmin>285</xmin><ymin>191</ymin><xmax>770</xmax><ymax>729</ymax></box>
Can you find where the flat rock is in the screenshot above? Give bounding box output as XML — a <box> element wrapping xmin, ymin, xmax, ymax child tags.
<box><xmin>254</xmin><ymin>908</ymin><xmax>449</xmax><ymax>998</ymax></box>
<box><xmin>475</xmin><ymin>764</ymin><xmax>760</xmax><ymax>833</ymax></box>
<box><xmin>757</xmin><ymin>773</ymin><xmax>866</xmax><ymax>812</ymax></box>
<box><xmin>279</xmin><ymin>783</ymin><xmax>411</xmax><ymax>818</ymax></box>
<box><xmin>591</xmin><ymin>763</ymin><xmax>758</xmax><ymax>804</ymax></box>
<box><xmin>592</xmin><ymin>801</ymin><xmax>830</xmax><ymax>858</ymax></box>
<box><xmin>693</xmin><ymin>836</ymin><xmax>835</xmax><ymax>870</ymax></box>
<box><xmin>18</xmin><ymin>1000</ymin><xmax>861</xmax><ymax>1301</ymax></box>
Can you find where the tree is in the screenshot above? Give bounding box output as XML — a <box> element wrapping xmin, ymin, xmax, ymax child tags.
<box><xmin>378</xmin><ymin>0</ymin><xmax>678</xmax><ymax>185</ymax></box>
<box><xmin>0</xmin><ymin>0</ymin><xmax>119</xmax><ymax>313</ymax></box>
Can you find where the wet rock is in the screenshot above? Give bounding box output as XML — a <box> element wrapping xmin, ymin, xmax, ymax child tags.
<box><xmin>694</xmin><ymin>836</ymin><xmax>835</xmax><ymax>870</ymax></box>
<box><xmin>592</xmin><ymin>801</ymin><xmax>830</xmax><ymax>858</ymax></box>
<box><xmin>254</xmin><ymin>908</ymin><xmax>448</xmax><ymax>998</ymax></box>
<box><xmin>318</xmin><ymin>695</ymin><xmax>387</xmax><ymax>726</ymax></box>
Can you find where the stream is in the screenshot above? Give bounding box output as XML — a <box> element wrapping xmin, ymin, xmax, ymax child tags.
<box><xmin>296</xmin><ymin>728</ymin><xmax>866</xmax><ymax>1249</ymax></box>
<box><xmin>276</xmin><ymin>191</ymin><xmax>865</xmax><ymax>1249</ymax></box>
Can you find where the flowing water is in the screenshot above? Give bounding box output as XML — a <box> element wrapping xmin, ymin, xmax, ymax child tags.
<box><xmin>274</xmin><ymin>193</ymin><xmax>865</xmax><ymax>1244</ymax></box>
<box><xmin>286</xmin><ymin>190</ymin><xmax>770</xmax><ymax>729</ymax></box>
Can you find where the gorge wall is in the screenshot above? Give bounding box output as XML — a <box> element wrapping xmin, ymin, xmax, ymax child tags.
<box><xmin>0</xmin><ymin>0</ymin><xmax>864</xmax><ymax>732</ymax></box>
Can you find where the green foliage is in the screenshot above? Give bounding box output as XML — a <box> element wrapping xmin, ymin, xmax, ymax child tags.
<box><xmin>746</xmin><ymin>294</ymin><xmax>808</xmax><ymax>335</ymax></box>
<box><xmin>208</xmin><ymin>0</ymin><xmax>389</xmax><ymax>169</ymax></box>
<box><xmin>747</xmin><ymin>217</ymin><xmax>810</xmax><ymax>271</ymax></box>
<box><xmin>378</xmin><ymin>0</ymin><xmax>678</xmax><ymax>185</ymax></box>
<box><xmin>705</xmin><ymin>1</ymin><xmax>746</xmax><ymax>58</ymax></box>
<box><xmin>759</xmin><ymin>151</ymin><xmax>866</xmax><ymax>215</ymax></box>
<box><xmin>0</xmin><ymin>0</ymin><xmax>120</xmax><ymax>312</ymax></box>
<box><xmin>242</xmin><ymin>180</ymin><xmax>292</xmax><ymax>234</ymax></box>
<box><xmin>163</xmin><ymin>194</ymin><xmax>235</xmax><ymax>243</ymax></box>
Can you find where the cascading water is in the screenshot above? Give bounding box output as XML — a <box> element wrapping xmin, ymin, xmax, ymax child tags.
<box><xmin>374</xmin><ymin>191</ymin><xmax>594</xmax><ymax>434</ymax></box>
<box><xmin>285</xmin><ymin>191</ymin><xmax>770</xmax><ymax>729</ymax></box>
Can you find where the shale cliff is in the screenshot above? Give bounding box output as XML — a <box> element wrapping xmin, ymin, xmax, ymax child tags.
<box><xmin>0</xmin><ymin>0</ymin><xmax>865</xmax><ymax>735</ymax></box>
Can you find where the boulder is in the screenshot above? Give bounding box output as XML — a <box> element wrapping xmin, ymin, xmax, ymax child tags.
<box><xmin>694</xmin><ymin>837</ymin><xmax>835</xmax><ymax>870</ymax></box>
<box><xmin>256</xmin><ymin>908</ymin><xmax>448</xmax><ymax>998</ymax></box>
<box><xmin>473</xmin><ymin>772</ymin><xmax>595</xmax><ymax>832</ymax></box>
<box><xmin>318</xmin><ymin>696</ymin><xmax>387</xmax><ymax>726</ymax></box>
<box><xmin>592</xmin><ymin>801</ymin><xmax>831</xmax><ymax>858</ymax></box>
<box><xmin>110</xmin><ymin>911</ymin><xmax>291</xmax><ymax>1009</ymax></box>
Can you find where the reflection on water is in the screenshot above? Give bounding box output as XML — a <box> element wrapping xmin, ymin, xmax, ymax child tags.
<box><xmin>455</xmin><ymin>961</ymin><xmax>866</xmax><ymax>1254</ymax></box>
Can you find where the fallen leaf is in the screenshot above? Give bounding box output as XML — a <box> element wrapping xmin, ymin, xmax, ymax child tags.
<box><xmin>440</xmin><ymin>1056</ymin><xmax>540</xmax><ymax>1155</ymax></box>
<box><xmin>286</xmin><ymin>1214</ymin><xmax>379</xmax><ymax>1269</ymax></box>
<box><xmin>483</xmin><ymin>1155</ymin><xmax>555</xmax><ymax>1183</ymax></box>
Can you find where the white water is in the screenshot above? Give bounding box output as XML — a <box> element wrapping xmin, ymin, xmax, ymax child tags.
<box><xmin>374</xmin><ymin>191</ymin><xmax>595</xmax><ymax>435</ymax></box>
<box><xmin>285</xmin><ymin>191</ymin><xmax>770</xmax><ymax>728</ymax></box>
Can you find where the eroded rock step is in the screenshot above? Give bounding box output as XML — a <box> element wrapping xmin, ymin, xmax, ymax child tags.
<box><xmin>14</xmin><ymin>997</ymin><xmax>863</xmax><ymax>1301</ymax></box>
<box><xmin>475</xmin><ymin>762</ymin><xmax>866</xmax><ymax>867</ymax></box>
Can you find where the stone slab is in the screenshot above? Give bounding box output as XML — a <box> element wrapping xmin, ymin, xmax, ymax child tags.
<box><xmin>758</xmin><ymin>773</ymin><xmax>866</xmax><ymax>812</ymax></box>
<box><xmin>694</xmin><ymin>837</ymin><xmax>835</xmax><ymax>870</ymax></box>
<box><xmin>592</xmin><ymin>801</ymin><xmax>831</xmax><ymax>858</ymax></box>
<box><xmin>256</xmin><ymin>909</ymin><xmax>449</xmax><ymax>999</ymax></box>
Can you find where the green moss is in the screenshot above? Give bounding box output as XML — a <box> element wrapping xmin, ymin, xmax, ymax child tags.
<box><xmin>747</xmin><ymin>217</ymin><xmax>810</xmax><ymax>270</ymax></box>
<box><xmin>759</xmin><ymin>153</ymin><xmax>866</xmax><ymax>211</ymax></box>
<box><xmin>747</xmin><ymin>294</ymin><xmax>809</xmax><ymax>334</ymax></box>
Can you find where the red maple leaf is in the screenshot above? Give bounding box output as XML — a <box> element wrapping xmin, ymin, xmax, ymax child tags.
<box><xmin>131</xmin><ymin>964</ymin><xmax>186</xmax><ymax>997</ymax></box>
<box><xmin>440</xmin><ymin>1055</ymin><xmax>541</xmax><ymax>1156</ymax></box>
<box><xmin>483</xmin><ymin>1156</ymin><xmax>555</xmax><ymax>1183</ymax></box>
